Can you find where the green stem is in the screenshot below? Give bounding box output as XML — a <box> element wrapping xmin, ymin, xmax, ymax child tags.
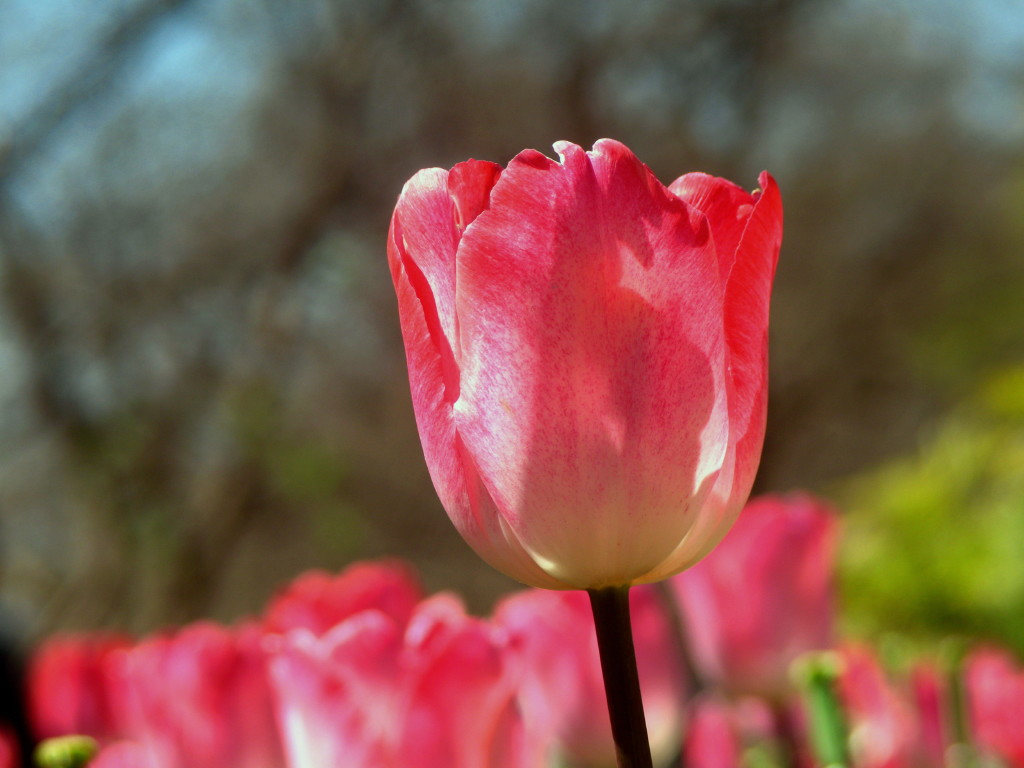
<box><xmin>943</xmin><ymin>639</ymin><xmax>979</xmax><ymax>768</ymax></box>
<box><xmin>943</xmin><ymin>639</ymin><xmax>971</xmax><ymax>747</ymax></box>
<box><xmin>794</xmin><ymin>653</ymin><xmax>850</xmax><ymax>768</ymax></box>
<box><xmin>588</xmin><ymin>586</ymin><xmax>654</xmax><ymax>768</ymax></box>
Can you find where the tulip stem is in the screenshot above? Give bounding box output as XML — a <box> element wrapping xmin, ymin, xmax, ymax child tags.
<box><xmin>588</xmin><ymin>586</ymin><xmax>654</xmax><ymax>768</ymax></box>
<box><xmin>795</xmin><ymin>653</ymin><xmax>850</xmax><ymax>768</ymax></box>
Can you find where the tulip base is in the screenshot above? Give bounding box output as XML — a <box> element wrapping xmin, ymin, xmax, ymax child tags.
<box><xmin>588</xmin><ymin>586</ymin><xmax>654</xmax><ymax>768</ymax></box>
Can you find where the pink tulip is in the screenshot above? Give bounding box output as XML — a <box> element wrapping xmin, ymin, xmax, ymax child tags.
<box><xmin>683</xmin><ymin>696</ymin><xmax>777</xmax><ymax>768</ymax></box>
<box><xmin>263</xmin><ymin>560</ymin><xmax>423</xmax><ymax>636</ymax></box>
<box><xmin>0</xmin><ymin>725</ymin><xmax>18</xmax><ymax>768</ymax></box>
<box><xmin>836</xmin><ymin>645</ymin><xmax>916</xmax><ymax>768</ymax></box>
<box><xmin>27</xmin><ymin>632</ymin><xmax>130</xmax><ymax>741</ymax></box>
<box><xmin>269</xmin><ymin>594</ymin><xmax>541</xmax><ymax>768</ymax></box>
<box><xmin>109</xmin><ymin>622</ymin><xmax>284</xmax><ymax>768</ymax></box>
<box><xmin>90</xmin><ymin>742</ymin><xmax>158</xmax><ymax>768</ymax></box>
<box><xmin>268</xmin><ymin>611</ymin><xmax>403</xmax><ymax>768</ymax></box>
<box><xmin>261</xmin><ymin>561</ymin><xmax>426</xmax><ymax>767</ymax></box>
<box><xmin>670</xmin><ymin>493</ymin><xmax>837</xmax><ymax>698</ymax></box>
<box><xmin>909</xmin><ymin>662</ymin><xmax>951</xmax><ymax>768</ymax></box>
<box><xmin>683</xmin><ymin>699</ymin><xmax>742</xmax><ymax>768</ymax></box>
<box><xmin>395</xmin><ymin>596</ymin><xmax>540</xmax><ymax>768</ymax></box>
<box><xmin>389</xmin><ymin>139</ymin><xmax>782</xmax><ymax>589</ymax></box>
<box><xmin>494</xmin><ymin>585</ymin><xmax>685</xmax><ymax>766</ymax></box>
<box><xmin>965</xmin><ymin>647</ymin><xmax>1024</xmax><ymax>768</ymax></box>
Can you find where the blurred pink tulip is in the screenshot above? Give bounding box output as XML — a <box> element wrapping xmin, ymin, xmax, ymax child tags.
<box><xmin>269</xmin><ymin>594</ymin><xmax>540</xmax><ymax>768</ymax></box>
<box><xmin>268</xmin><ymin>610</ymin><xmax>402</xmax><ymax>768</ymax></box>
<box><xmin>395</xmin><ymin>596</ymin><xmax>540</xmax><ymax>768</ymax></box>
<box><xmin>110</xmin><ymin>621</ymin><xmax>284</xmax><ymax>768</ymax></box>
<box><xmin>0</xmin><ymin>725</ymin><xmax>18</xmax><ymax>768</ymax></box>
<box><xmin>683</xmin><ymin>696</ymin><xmax>778</xmax><ymax>768</ymax></box>
<box><xmin>836</xmin><ymin>645</ymin><xmax>916</xmax><ymax>768</ymax></box>
<box><xmin>965</xmin><ymin>647</ymin><xmax>1024</xmax><ymax>768</ymax></box>
<box><xmin>90</xmin><ymin>741</ymin><xmax>158</xmax><ymax>768</ymax></box>
<box><xmin>263</xmin><ymin>560</ymin><xmax>422</xmax><ymax>636</ymax></box>
<box><xmin>909</xmin><ymin>662</ymin><xmax>951</xmax><ymax>768</ymax></box>
<box><xmin>683</xmin><ymin>699</ymin><xmax>742</xmax><ymax>768</ymax></box>
<box><xmin>261</xmin><ymin>561</ymin><xmax>426</xmax><ymax>767</ymax></box>
<box><xmin>670</xmin><ymin>493</ymin><xmax>837</xmax><ymax>697</ymax></box>
<box><xmin>494</xmin><ymin>585</ymin><xmax>685</xmax><ymax>766</ymax></box>
<box><xmin>27</xmin><ymin>632</ymin><xmax>130</xmax><ymax>742</ymax></box>
<box><xmin>389</xmin><ymin>139</ymin><xmax>782</xmax><ymax>589</ymax></box>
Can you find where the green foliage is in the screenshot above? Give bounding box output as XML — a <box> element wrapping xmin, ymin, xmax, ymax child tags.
<box><xmin>838</xmin><ymin>365</ymin><xmax>1024</xmax><ymax>654</ymax></box>
<box><xmin>793</xmin><ymin>653</ymin><xmax>851</xmax><ymax>768</ymax></box>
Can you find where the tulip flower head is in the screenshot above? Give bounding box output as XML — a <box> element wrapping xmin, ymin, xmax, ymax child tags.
<box><xmin>965</xmin><ymin>648</ymin><xmax>1024</xmax><ymax>768</ymax></box>
<box><xmin>670</xmin><ymin>493</ymin><xmax>837</xmax><ymax>698</ymax></box>
<box><xmin>269</xmin><ymin>611</ymin><xmax>403</xmax><ymax>768</ymax></box>
<box><xmin>495</xmin><ymin>585</ymin><xmax>685</xmax><ymax>766</ymax></box>
<box><xmin>836</xmin><ymin>645</ymin><xmax>917</xmax><ymax>768</ymax></box>
<box><xmin>683</xmin><ymin>698</ymin><xmax>742</xmax><ymax>768</ymax></box>
<box><xmin>683</xmin><ymin>696</ymin><xmax>776</xmax><ymax>768</ymax></box>
<box><xmin>389</xmin><ymin>139</ymin><xmax>782</xmax><ymax>589</ymax></box>
<box><xmin>27</xmin><ymin>633</ymin><xmax>130</xmax><ymax>742</ymax></box>
<box><xmin>263</xmin><ymin>560</ymin><xmax>422</xmax><ymax>636</ymax></box>
<box><xmin>269</xmin><ymin>594</ymin><xmax>540</xmax><ymax>768</ymax></box>
<box><xmin>109</xmin><ymin>622</ymin><xmax>283</xmax><ymax>768</ymax></box>
<box><xmin>910</xmin><ymin>662</ymin><xmax>951</xmax><ymax>768</ymax></box>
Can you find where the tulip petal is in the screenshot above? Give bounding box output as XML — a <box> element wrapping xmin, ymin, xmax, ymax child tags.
<box><xmin>668</xmin><ymin>172</ymin><xmax>754</xmax><ymax>285</ymax></box>
<box><xmin>263</xmin><ymin>561</ymin><xmax>422</xmax><ymax>636</ymax></box>
<box><xmin>269</xmin><ymin>615</ymin><xmax>403</xmax><ymax>768</ymax></box>
<box><xmin>454</xmin><ymin>139</ymin><xmax>730</xmax><ymax>588</ymax></box>
<box><xmin>965</xmin><ymin>649</ymin><xmax>1024</xmax><ymax>768</ymax></box>
<box><xmin>723</xmin><ymin>171</ymin><xmax>782</xmax><ymax>479</ymax></box>
<box><xmin>838</xmin><ymin>645</ymin><xmax>918</xmax><ymax>768</ymax></box>
<box><xmin>389</xmin><ymin>168</ymin><xmax>564</xmax><ymax>589</ymax></box>
<box><xmin>669</xmin><ymin>493</ymin><xmax>836</xmax><ymax>696</ymax></box>
<box><xmin>89</xmin><ymin>742</ymin><xmax>160</xmax><ymax>768</ymax></box>
<box><xmin>27</xmin><ymin>634</ymin><xmax>130</xmax><ymax>742</ymax></box>
<box><xmin>641</xmin><ymin>172</ymin><xmax>782</xmax><ymax>578</ymax></box>
<box><xmin>398</xmin><ymin>616</ymin><xmax>527</xmax><ymax>768</ymax></box>
<box><xmin>669</xmin><ymin>171</ymin><xmax>781</xmax><ymax>463</ymax></box>
<box><xmin>389</xmin><ymin>168</ymin><xmax>461</xmax><ymax>399</ymax></box>
<box><xmin>109</xmin><ymin>622</ymin><xmax>283</xmax><ymax>768</ymax></box>
<box><xmin>684</xmin><ymin>698</ymin><xmax>743</xmax><ymax>768</ymax></box>
<box><xmin>449</xmin><ymin>160</ymin><xmax>503</xmax><ymax>234</ymax></box>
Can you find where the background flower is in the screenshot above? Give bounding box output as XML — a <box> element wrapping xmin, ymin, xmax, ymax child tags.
<box><xmin>263</xmin><ymin>560</ymin><xmax>423</xmax><ymax>637</ymax></box>
<box><xmin>27</xmin><ymin>634</ymin><xmax>130</xmax><ymax>743</ymax></box>
<box><xmin>108</xmin><ymin>622</ymin><xmax>283</xmax><ymax>768</ymax></box>
<box><xmin>670</xmin><ymin>493</ymin><xmax>837</xmax><ymax>698</ymax></box>
<box><xmin>965</xmin><ymin>647</ymin><xmax>1024</xmax><ymax>768</ymax></box>
<box><xmin>495</xmin><ymin>585</ymin><xmax>685</xmax><ymax>766</ymax></box>
<box><xmin>269</xmin><ymin>593</ymin><xmax>541</xmax><ymax>768</ymax></box>
<box><xmin>836</xmin><ymin>645</ymin><xmax>917</xmax><ymax>768</ymax></box>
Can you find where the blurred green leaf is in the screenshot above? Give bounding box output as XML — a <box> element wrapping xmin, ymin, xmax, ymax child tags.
<box><xmin>34</xmin><ymin>736</ymin><xmax>97</xmax><ymax>768</ymax></box>
<box><xmin>838</xmin><ymin>367</ymin><xmax>1024</xmax><ymax>653</ymax></box>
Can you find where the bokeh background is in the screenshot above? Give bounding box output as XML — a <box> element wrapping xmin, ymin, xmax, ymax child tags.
<box><xmin>1</xmin><ymin>0</ymin><xmax>1023</xmax><ymax>657</ymax></box>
